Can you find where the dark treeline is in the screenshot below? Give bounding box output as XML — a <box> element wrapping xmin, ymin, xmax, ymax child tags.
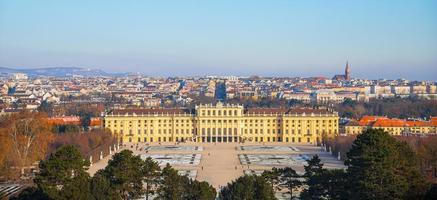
<box><xmin>325</xmin><ymin>134</ymin><xmax>437</xmax><ymax>183</ymax></box>
<box><xmin>220</xmin><ymin>129</ymin><xmax>436</xmax><ymax>200</ymax></box>
<box><xmin>11</xmin><ymin>129</ymin><xmax>437</xmax><ymax>200</ymax></box>
<box><xmin>12</xmin><ymin>146</ymin><xmax>216</xmax><ymax>200</ymax></box>
<box><xmin>336</xmin><ymin>97</ymin><xmax>437</xmax><ymax>119</ymax></box>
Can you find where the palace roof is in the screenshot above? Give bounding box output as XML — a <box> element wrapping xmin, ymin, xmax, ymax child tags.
<box><xmin>111</xmin><ymin>108</ymin><xmax>192</xmax><ymax>115</ymax></box>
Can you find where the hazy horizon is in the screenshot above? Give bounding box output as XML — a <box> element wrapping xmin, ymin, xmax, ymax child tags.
<box><xmin>1</xmin><ymin>1</ymin><xmax>436</xmax><ymax>80</ymax></box>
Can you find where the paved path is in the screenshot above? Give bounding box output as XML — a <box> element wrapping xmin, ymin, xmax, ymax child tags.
<box><xmin>196</xmin><ymin>143</ymin><xmax>243</xmax><ymax>188</ymax></box>
<box><xmin>87</xmin><ymin>142</ymin><xmax>345</xmax><ymax>189</ymax></box>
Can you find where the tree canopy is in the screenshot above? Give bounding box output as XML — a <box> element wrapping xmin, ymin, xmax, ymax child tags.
<box><xmin>346</xmin><ymin>129</ymin><xmax>429</xmax><ymax>200</ymax></box>
<box><xmin>219</xmin><ymin>174</ymin><xmax>276</xmax><ymax>200</ymax></box>
<box><xmin>34</xmin><ymin>145</ymin><xmax>93</xmax><ymax>200</ymax></box>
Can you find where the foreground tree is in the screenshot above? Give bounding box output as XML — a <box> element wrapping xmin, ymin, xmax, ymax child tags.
<box><xmin>319</xmin><ymin>169</ymin><xmax>348</xmax><ymax>200</ymax></box>
<box><xmin>91</xmin><ymin>170</ymin><xmax>112</xmax><ymax>200</ymax></box>
<box><xmin>277</xmin><ymin>167</ymin><xmax>302</xmax><ymax>200</ymax></box>
<box><xmin>345</xmin><ymin>129</ymin><xmax>429</xmax><ymax>200</ymax></box>
<box><xmin>156</xmin><ymin>164</ymin><xmax>216</xmax><ymax>200</ymax></box>
<box><xmin>143</xmin><ymin>157</ymin><xmax>161</xmax><ymax>200</ymax></box>
<box><xmin>300</xmin><ymin>155</ymin><xmax>326</xmax><ymax>200</ymax></box>
<box><xmin>34</xmin><ymin>145</ymin><xmax>93</xmax><ymax>200</ymax></box>
<box><xmin>157</xmin><ymin>164</ymin><xmax>186</xmax><ymax>199</ymax></box>
<box><xmin>183</xmin><ymin>177</ymin><xmax>217</xmax><ymax>200</ymax></box>
<box><xmin>219</xmin><ymin>175</ymin><xmax>276</xmax><ymax>200</ymax></box>
<box><xmin>262</xmin><ymin>167</ymin><xmax>281</xmax><ymax>191</ymax></box>
<box><xmin>99</xmin><ymin>149</ymin><xmax>145</xmax><ymax>199</ymax></box>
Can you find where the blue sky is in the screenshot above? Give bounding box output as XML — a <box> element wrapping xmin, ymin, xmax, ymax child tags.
<box><xmin>0</xmin><ymin>0</ymin><xmax>436</xmax><ymax>80</ymax></box>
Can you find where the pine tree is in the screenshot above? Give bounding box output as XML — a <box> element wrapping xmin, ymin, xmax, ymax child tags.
<box><xmin>300</xmin><ymin>155</ymin><xmax>326</xmax><ymax>200</ymax></box>
<box><xmin>278</xmin><ymin>167</ymin><xmax>302</xmax><ymax>200</ymax></box>
<box><xmin>262</xmin><ymin>167</ymin><xmax>281</xmax><ymax>191</ymax></box>
<box><xmin>101</xmin><ymin>149</ymin><xmax>145</xmax><ymax>199</ymax></box>
<box><xmin>345</xmin><ymin>129</ymin><xmax>429</xmax><ymax>200</ymax></box>
<box><xmin>219</xmin><ymin>175</ymin><xmax>276</xmax><ymax>200</ymax></box>
<box><xmin>142</xmin><ymin>157</ymin><xmax>161</xmax><ymax>200</ymax></box>
<box><xmin>34</xmin><ymin>145</ymin><xmax>93</xmax><ymax>200</ymax></box>
<box><xmin>91</xmin><ymin>170</ymin><xmax>113</xmax><ymax>200</ymax></box>
<box><xmin>157</xmin><ymin>164</ymin><xmax>185</xmax><ymax>200</ymax></box>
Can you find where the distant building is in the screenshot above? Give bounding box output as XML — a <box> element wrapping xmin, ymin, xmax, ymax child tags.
<box><xmin>345</xmin><ymin>116</ymin><xmax>437</xmax><ymax>135</ymax></box>
<box><xmin>13</xmin><ymin>73</ymin><xmax>28</xmax><ymax>81</ymax></box>
<box><xmin>332</xmin><ymin>61</ymin><xmax>351</xmax><ymax>81</ymax></box>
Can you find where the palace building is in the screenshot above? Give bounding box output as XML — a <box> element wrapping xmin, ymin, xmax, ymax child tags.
<box><xmin>103</xmin><ymin>103</ymin><xmax>339</xmax><ymax>144</ymax></box>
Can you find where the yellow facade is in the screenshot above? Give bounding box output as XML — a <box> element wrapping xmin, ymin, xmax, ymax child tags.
<box><xmin>345</xmin><ymin>125</ymin><xmax>365</xmax><ymax>135</ymax></box>
<box><xmin>345</xmin><ymin>118</ymin><xmax>437</xmax><ymax>136</ymax></box>
<box><xmin>104</xmin><ymin>103</ymin><xmax>339</xmax><ymax>144</ymax></box>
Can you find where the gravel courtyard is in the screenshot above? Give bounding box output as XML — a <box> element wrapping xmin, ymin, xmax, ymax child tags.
<box><xmin>88</xmin><ymin>142</ymin><xmax>345</xmax><ymax>189</ymax></box>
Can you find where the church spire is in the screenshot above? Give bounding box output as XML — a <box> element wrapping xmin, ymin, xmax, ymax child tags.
<box><xmin>345</xmin><ymin>61</ymin><xmax>351</xmax><ymax>81</ymax></box>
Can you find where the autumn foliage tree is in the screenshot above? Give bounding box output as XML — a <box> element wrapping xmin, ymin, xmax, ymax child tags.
<box><xmin>0</xmin><ymin>111</ymin><xmax>54</xmax><ymax>179</ymax></box>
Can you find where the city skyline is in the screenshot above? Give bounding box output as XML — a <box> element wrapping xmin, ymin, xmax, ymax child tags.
<box><xmin>1</xmin><ymin>0</ymin><xmax>436</xmax><ymax>80</ymax></box>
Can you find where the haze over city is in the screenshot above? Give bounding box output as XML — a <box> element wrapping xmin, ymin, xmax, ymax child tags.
<box><xmin>1</xmin><ymin>0</ymin><xmax>436</xmax><ymax>80</ymax></box>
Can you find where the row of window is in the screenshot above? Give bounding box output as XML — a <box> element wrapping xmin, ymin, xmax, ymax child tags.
<box><xmin>200</xmin><ymin>109</ymin><xmax>240</xmax><ymax>116</ymax></box>
<box><xmin>112</xmin><ymin>127</ymin><xmax>337</xmax><ymax>135</ymax></box>
<box><xmin>128</xmin><ymin>136</ymin><xmax>186</xmax><ymax>143</ymax></box>
<box><xmin>106</xmin><ymin>119</ymin><xmax>337</xmax><ymax>126</ymax></box>
<box><xmin>115</xmin><ymin>129</ymin><xmax>194</xmax><ymax>135</ymax></box>
<box><xmin>126</xmin><ymin>136</ymin><xmax>314</xmax><ymax>143</ymax></box>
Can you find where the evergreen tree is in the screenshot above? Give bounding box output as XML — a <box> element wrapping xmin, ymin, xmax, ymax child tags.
<box><xmin>101</xmin><ymin>149</ymin><xmax>145</xmax><ymax>199</ymax></box>
<box><xmin>318</xmin><ymin>169</ymin><xmax>348</xmax><ymax>200</ymax></box>
<box><xmin>262</xmin><ymin>167</ymin><xmax>281</xmax><ymax>191</ymax></box>
<box><xmin>34</xmin><ymin>145</ymin><xmax>93</xmax><ymax>200</ymax></box>
<box><xmin>277</xmin><ymin>167</ymin><xmax>302</xmax><ymax>200</ymax></box>
<box><xmin>143</xmin><ymin>157</ymin><xmax>161</xmax><ymax>200</ymax></box>
<box><xmin>345</xmin><ymin>129</ymin><xmax>429</xmax><ymax>200</ymax></box>
<box><xmin>91</xmin><ymin>170</ymin><xmax>113</xmax><ymax>200</ymax></box>
<box><xmin>300</xmin><ymin>155</ymin><xmax>326</xmax><ymax>200</ymax></box>
<box><xmin>157</xmin><ymin>164</ymin><xmax>186</xmax><ymax>200</ymax></box>
<box><xmin>219</xmin><ymin>175</ymin><xmax>276</xmax><ymax>200</ymax></box>
<box><xmin>303</xmin><ymin>155</ymin><xmax>323</xmax><ymax>177</ymax></box>
<box><xmin>183</xmin><ymin>178</ymin><xmax>217</xmax><ymax>200</ymax></box>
